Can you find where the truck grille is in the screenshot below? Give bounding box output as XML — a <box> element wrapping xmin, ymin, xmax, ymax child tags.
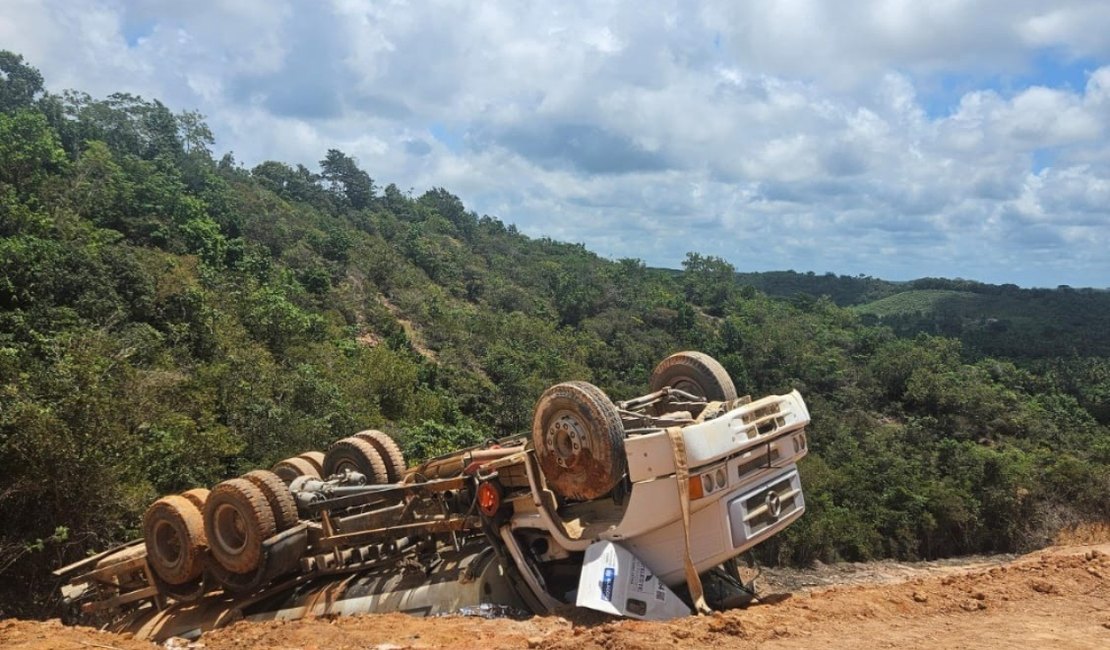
<box><xmin>727</xmin><ymin>470</ymin><xmax>804</xmax><ymax>548</ymax></box>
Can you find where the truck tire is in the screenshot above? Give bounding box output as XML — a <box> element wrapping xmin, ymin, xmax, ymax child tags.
<box><xmin>649</xmin><ymin>351</ymin><xmax>737</xmax><ymax>411</ymax></box>
<box><xmin>532</xmin><ymin>381</ymin><xmax>626</xmax><ymax>501</ymax></box>
<box><xmin>297</xmin><ymin>451</ymin><xmax>325</xmax><ymax>475</ymax></box>
<box><xmin>272</xmin><ymin>457</ymin><xmax>321</xmax><ymax>484</ymax></box>
<box><xmin>243</xmin><ymin>470</ymin><xmax>299</xmax><ymax>531</ymax></box>
<box><xmin>324</xmin><ymin>437</ymin><xmax>389</xmax><ymax>484</ymax></box>
<box><xmin>354</xmin><ymin>430</ymin><xmax>407</xmax><ymax>483</ymax></box>
<box><xmin>203</xmin><ymin>478</ymin><xmax>276</xmax><ymax>574</ymax></box>
<box><xmin>143</xmin><ymin>495</ymin><xmax>206</xmax><ymax>585</ymax></box>
<box><xmin>180</xmin><ymin>488</ymin><xmax>210</xmax><ymax>510</ymax></box>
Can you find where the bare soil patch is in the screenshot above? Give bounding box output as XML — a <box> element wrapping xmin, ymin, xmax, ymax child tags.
<box><xmin>4</xmin><ymin>543</ymin><xmax>1107</xmax><ymax>650</ymax></box>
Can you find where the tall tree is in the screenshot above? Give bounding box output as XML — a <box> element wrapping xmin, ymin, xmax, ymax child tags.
<box><xmin>320</xmin><ymin>149</ymin><xmax>374</xmax><ymax>210</ymax></box>
<box><xmin>0</xmin><ymin>51</ymin><xmax>44</xmax><ymax>113</ymax></box>
<box><xmin>0</xmin><ymin>110</ymin><xmax>66</xmax><ymax>196</ymax></box>
<box><xmin>682</xmin><ymin>251</ymin><xmax>736</xmax><ymax>315</ymax></box>
<box><xmin>177</xmin><ymin>109</ymin><xmax>214</xmax><ymax>156</ymax></box>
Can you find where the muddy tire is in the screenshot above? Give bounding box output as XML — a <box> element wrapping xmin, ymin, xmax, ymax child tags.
<box><xmin>532</xmin><ymin>381</ymin><xmax>626</xmax><ymax>501</ymax></box>
<box><xmin>243</xmin><ymin>470</ymin><xmax>299</xmax><ymax>531</ymax></box>
<box><xmin>297</xmin><ymin>451</ymin><xmax>325</xmax><ymax>475</ymax></box>
<box><xmin>143</xmin><ymin>495</ymin><xmax>207</xmax><ymax>585</ymax></box>
<box><xmin>649</xmin><ymin>351</ymin><xmax>737</xmax><ymax>408</ymax></box>
<box><xmin>272</xmin><ymin>457</ymin><xmax>321</xmax><ymax>484</ymax></box>
<box><xmin>203</xmin><ymin>478</ymin><xmax>276</xmax><ymax>574</ymax></box>
<box><xmin>324</xmin><ymin>437</ymin><xmax>389</xmax><ymax>484</ymax></box>
<box><xmin>180</xmin><ymin>488</ymin><xmax>210</xmax><ymax>511</ymax></box>
<box><xmin>353</xmin><ymin>430</ymin><xmax>407</xmax><ymax>482</ymax></box>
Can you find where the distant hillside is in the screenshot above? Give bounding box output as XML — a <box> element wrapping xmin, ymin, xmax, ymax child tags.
<box><xmin>852</xmin><ymin>284</ymin><xmax>1110</xmax><ymax>360</ymax></box>
<box><xmin>733</xmin><ymin>270</ymin><xmax>901</xmax><ymax>305</ymax></box>
<box><xmin>730</xmin><ymin>271</ymin><xmax>1110</xmax><ymax>360</ymax></box>
<box><xmin>853</xmin><ymin>289</ymin><xmax>974</xmax><ymax>316</ymax></box>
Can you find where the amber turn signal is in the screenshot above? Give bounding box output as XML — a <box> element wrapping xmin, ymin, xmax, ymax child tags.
<box><xmin>477</xmin><ymin>481</ymin><xmax>502</xmax><ymax>517</ymax></box>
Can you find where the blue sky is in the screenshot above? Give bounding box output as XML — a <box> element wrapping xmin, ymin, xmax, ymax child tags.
<box><xmin>2</xmin><ymin>0</ymin><xmax>1108</xmax><ymax>288</ymax></box>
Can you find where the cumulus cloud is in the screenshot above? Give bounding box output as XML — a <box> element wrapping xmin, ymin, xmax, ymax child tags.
<box><xmin>2</xmin><ymin>0</ymin><xmax>1108</xmax><ymax>287</ymax></box>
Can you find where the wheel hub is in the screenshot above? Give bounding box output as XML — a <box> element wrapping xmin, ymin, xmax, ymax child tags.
<box><xmin>152</xmin><ymin>520</ymin><xmax>183</xmax><ymax>569</ymax></box>
<box><xmin>545</xmin><ymin>412</ymin><xmax>588</xmax><ymax>469</ymax></box>
<box><xmin>671</xmin><ymin>378</ymin><xmax>704</xmax><ymax>398</ymax></box>
<box><xmin>214</xmin><ymin>503</ymin><xmax>248</xmax><ymax>554</ymax></box>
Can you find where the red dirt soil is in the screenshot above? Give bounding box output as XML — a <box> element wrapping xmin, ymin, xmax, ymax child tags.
<box><xmin>3</xmin><ymin>542</ymin><xmax>1107</xmax><ymax>650</ymax></box>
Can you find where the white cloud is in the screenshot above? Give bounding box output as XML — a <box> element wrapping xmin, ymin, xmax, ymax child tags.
<box><xmin>2</xmin><ymin>0</ymin><xmax>1108</xmax><ymax>287</ymax></box>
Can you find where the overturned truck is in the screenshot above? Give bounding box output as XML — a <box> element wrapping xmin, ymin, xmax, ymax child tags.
<box><xmin>56</xmin><ymin>352</ymin><xmax>811</xmax><ymax>641</ymax></box>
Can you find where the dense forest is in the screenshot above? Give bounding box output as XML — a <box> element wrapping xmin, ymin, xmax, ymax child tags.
<box><xmin>732</xmin><ymin>270</ymin><xmax>1110</xmax><ymax>360</ymax></box>
<box><xmin>1</xmin><ymin>51</ymin><xmax>1108</xmax><ymax>618</ymax></box>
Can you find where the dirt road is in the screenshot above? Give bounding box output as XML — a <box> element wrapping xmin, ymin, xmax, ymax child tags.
<box><xmin>3</xmin><ymin>542</ymin><xmax>1107</xmax><ymax>649</ymax></box>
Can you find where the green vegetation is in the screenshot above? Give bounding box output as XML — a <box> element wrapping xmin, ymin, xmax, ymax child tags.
<box><xmin>734</xmin><ymin>270</ymin><xmax>1110</xmax><ymax>360</ymax></box>
<box><xmin>1</xmin><ymin>52</ymin><xmax>1107</xmax><ymax>617</ymax></box>
<box><xmin>856</xmin><ymin>285</ymin><xmax>1110</xmax><ymax>360</ymax></box>
<box><xmin>732</xmin><ymin>269</ymin><xmax>899</xmax><ymax>305</ymax></box>
<box><xmin>853</xmin><ymin>289</ymin><xmax>975</xmax><ymax>317</ymax></box>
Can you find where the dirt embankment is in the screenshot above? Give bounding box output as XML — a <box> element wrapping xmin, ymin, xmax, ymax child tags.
<box><xmin>3</xmin><ymin>543</ymin><xmax>1107</xmax><ymax>650</ymax></box>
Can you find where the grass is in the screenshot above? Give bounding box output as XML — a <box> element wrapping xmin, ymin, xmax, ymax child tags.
<box><xmin>852</xmin><ymin>290</ymin><xmax>976</xmax><ymax>317</ymax></box>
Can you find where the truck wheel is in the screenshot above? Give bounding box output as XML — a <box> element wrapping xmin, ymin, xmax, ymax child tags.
<box><xmin>243</xmin><ymin>470</ymin><xmax>300</xmax><ymax>531</ymax></box>
<box><xmin>272</xmin><ymin>457</ymin><xmax>321</xmax><ymax>484</ymax></box>
<box><xmin>532</xmin><ymin>381</ymin><xmax>626</xmax><ymax>501</ymax></box>
<box><xmin>324</xmin><ymin>437</ymin><xmax>389</xmax><ymax>484</ymax></box>
<box><xmin>180</xmin><ymin>488</ymin><xmax>210</xmax><ymax>510</ymax></box>
<box><xmin>203</xmin><ymin>478</ymin><xmax>276</xmax><ymax>574</ymax></box>
<box><xmin>649</xmin><ymin>351</ymin><xmax>737</xmax><ymax>409</ymax></box>
<box><xmin>143</xmin><ymin>495</ymin><xmax>206</xmax><ymax>585</ymax></box>
<box><xmin>354</xmin><ymin>430</ymin><xmax>407</xmax><ymax>482</ymax></box>
<box><xmin>297</xmin><ymin>451</ymin><xmax>325</xmax><ymax>475</ymax></box>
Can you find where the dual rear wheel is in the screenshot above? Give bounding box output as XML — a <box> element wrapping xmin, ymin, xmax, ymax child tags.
<box><xmin>203</xmin><ymin>477</ymin><xmax>281</xmax><ymax>574</ymax></box>
<box><xmin>272</xmin><ymin>432</ymin><xmax>407</xmax><ymax>485</ymax></box>
<box><xmin>144</xmin><ymin>470</ymin><xmax>301</xmax><ymax>580</ymax></box>
<box><xmin>144</xmin><ymin>431</ymin><xmax>407</xmax><ymax>583</ymax></box>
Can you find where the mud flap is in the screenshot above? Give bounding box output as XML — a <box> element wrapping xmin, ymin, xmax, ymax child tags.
<box><xmin>575</xmin><ymin>540</ymin><xmax>690</xmax><ymax>620</ymax></box>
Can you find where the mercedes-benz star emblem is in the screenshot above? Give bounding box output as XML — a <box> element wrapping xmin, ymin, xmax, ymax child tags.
<box><xmin>765</xmin><ymin>490</ymin><xmax>782</xmax><ymax>518</ymax></box>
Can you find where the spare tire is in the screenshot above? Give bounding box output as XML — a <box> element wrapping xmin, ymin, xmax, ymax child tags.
<box><xmin>532</xmin><ymin>381</ymin><xmax>626</xmax><ymax>501</ymax></box>
<box><xmin>272</xmin><ymin>457</ymin><xmax>321</xmax><ymax>484</ymax></box>
<box><xmin>324</xmin><ymin>437</ymin><xmax>389</xmax><ymax>484</ymax></box>
<box><xmin>143</xmin><ymin>495</ymin><xmax>206</xmax><ymax>585</ymax></box>
<box><xmin>243</xmin><ymin>470</ymin><xmax>299</xmax><ymax>531</ymax></box>
<box><xmin>203</xmin><ymin>478</ymin><xmax>276</xmax><ymax>574</ymax></box>
<box><xmin>649</xmin><ymin>351</ymin><xmax>737</xmax><ymax>411</ymax></box>
<box><xmin>353</xmin><ymin>430</ymin><xmax>407</xmax><ymax>483</ymax></box>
